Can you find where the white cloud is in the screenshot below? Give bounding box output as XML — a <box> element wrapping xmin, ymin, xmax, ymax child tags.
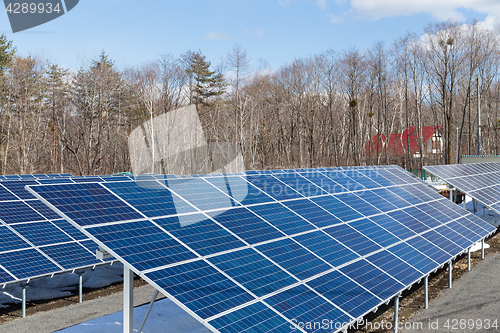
<box><xmin>203</xmin><ymin>31</ymin><xmax>232</xmax><ymax>41</ymax></box>
<box><xmin>279</xmin><ymin>0</ymin><xmax>293</xmax><ymax>6</ymax></box>
<box><xmin>348</xmin><ymin>0</ymin><xmax>500</xmax><ymax>24</ymax></box>
<box><xmin>316</xmin><ymin>0</ymin><xmax>327</xmax><ymax>9</ymax></box>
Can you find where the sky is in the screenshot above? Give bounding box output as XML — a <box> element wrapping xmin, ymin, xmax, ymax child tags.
<box><xmin>0</xmin><ymin>0</ymin><xmax>499</xmax><ymax>72</ymax></box>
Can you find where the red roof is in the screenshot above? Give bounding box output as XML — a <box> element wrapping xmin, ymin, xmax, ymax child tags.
<box><xmin>365</xmin><ymin>126</ymin><xmax>440</xmax><ymax>156</ymax></box>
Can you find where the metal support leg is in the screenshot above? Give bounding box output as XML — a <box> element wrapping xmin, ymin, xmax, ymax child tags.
<box><xmin>473</xmin><ymin>199</ymin><xmax>477</xmax><ymax>215</ymax></box>
<box><xmin>79</xmin><ymin>273</ymin><xmax>83</xmax><ymax>303</ymax></box>
<box><xmin>481</xmin><ymin>239</ymin><xmax>485</xmax><ymax>259</ymax></box>
<box><xmin>448</xmin><ymin>261</ymin><xmax>452</xmax><ymax>289</ymax></box>
<box><xmin>463</xmin><ymin>194</ymin><xmax>466</xmax><ymax>209</ymax></box>
<box><xmin>393</xmin><ymin>295</ymin><xmax>400</xmax><ymax>333</ymax></box>
<box><xmin>467</xmin><ymin>248</ymin><xmax>471</xmax><ymax>271</ymax></box>
<box><xmin>138</xmin><ymin>290</ymin><xmax>159</xmax><ymax>333</ymax></box>
<box><xmin>424</xmin><ymin>276</ymin><xmax>429</xmax><ymax>309</ymax></box>
<box><xmin>449</xmin><ymin>187</ymin><xmax>453</xmax><ymax>201</ymax></box>
<box><xmin>21</xmin><ymin>283</ymin><xmax>26</xmax><ymax>318</ymax></box>
<box><xmin>124</xmin><ymin>266</ymin><xmax>134</xmax><ymax>333</ymax></box>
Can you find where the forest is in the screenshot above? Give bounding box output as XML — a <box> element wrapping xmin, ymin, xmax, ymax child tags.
<box><xmin>0</xmin><ymin>20</ymin><xmax>499</xmax><ymax>176</ymax></box>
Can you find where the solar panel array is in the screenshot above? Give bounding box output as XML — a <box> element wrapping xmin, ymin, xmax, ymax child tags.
<box><xmin>29</xmin><ymin>166</ymin><xmax>495</xmax><ymax>333</ymax></box>
<box><xmin>425</xmin><ymin>162</ymin><xmax>500</xmax><ymax>214</ymax></box>
<box><xmin>0</xmin><ymin>174</ymin><xmax>133</xmax><ymax>286</ymax></box>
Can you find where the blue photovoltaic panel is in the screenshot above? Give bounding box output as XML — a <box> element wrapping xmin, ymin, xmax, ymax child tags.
<box><xmin>0</xmin><ymin>180</ymin><xmax>39</xmax><ymax>199</ymax></box>
<box><xmin>204</xmin><ymin>176</ymin><xmax>275</xmax><ymax>206</ymax></box>
<box><xmin>26</xmin><ymin>200</ymin><xmax>63</xmax><ymax>220</ymax></box>
<box><xmin>145</xmin><ymin>260</ymin><xmax>254</xmax><ymax>320</ymax></box>
<box><xmin>210</xmin><ymin>302</ymin><xmax>291</xmax><ymax>333</ymax></box>
<box><xmin>103</xmin><ymin>180</ymin><xmax>196</xmax><ymax>218</ymax></box>
<box><xmin>256</xmin><ymin>238</ymin><xmax>331</xmax><ymax>280</ymax></box>
<box><xmin>154</xmin><ymin>214</ymin><xmax>246</xmax><ymax>256</ymax></box>
<box><xmin>208</xmin><ymin>248</ymin><xmax>297</xmax><ymax>297</ymax></box>
<box><xmin>245</xmin><ymin>203</ymin><xmax>315</xmax><ymax>235</ymax></box>
<box><xmin>281</xmin><ymin>199</ymin><xmax>341</xmax><ymax>228</ymax></box>
<box><xmin>40</xmin><ymin>242</ymin><xmax>100</xmax><ymax>268</ymax></box>
<box><xmin>368</xmin><ymin>214</ymin><xmax>416</xmax><ymax>241</ymax></box>
<box><xmin>365</xmin><ymin>250</ymin><xmax>422</xmax><ymax>285</ymax></box>
<box><xmin>0</xmin><ymin>201</ymin><xmax>45</xmax><ymax>224</ymax></box>
<box><xmin>51</xmin><ymin>219</ymin><xmax>88</xmax><ymax>241</ymax></box>
<box><xmin>0</xmin><ymin>248</ymin><xmax>61</xmax><ymax>279</ymax></box>
<box><xmin>209</xmin><ymin>207</ymin><xmax>285</xmax><ymax>244</ymax></box>
<box><xmin>87</xmin><ymin>220</ymin><xmax>197</xmax><ymax>271</ymax></box>
<box><xmin>298</xmin><ymin>171</ymin><xmax>348</xmax><ymax>194</ymax></box>
<box><xmin>0</xmin><ymin>269</ymin><xmax>13</xmax><ymax>283</ymax></box>
<box><xmin>340</xmin><ymin>259</ymin><xmax>404</xmax><ymax>302</ymax></box>
<box><xmin>0</xmin><ymin>226</ymin><xmax>30</xmax><ymax>252</ymax></box>
<box><xmin>335</xmin><ymin>193</ymin><xmax>382</xmax><ymax>217</ymax></box>
<box><xmin>264</xmin><ymin>284</ymin><xmax>352</xmax><ymax>331</ymax></box>
<box><xmin>345</xmin><ymin>218</ymin><xmax>400</xmax><ymax>248</ymax></box>
<box><xmin>273</xmin><ymin>173</ymin><xmax>327</xmax><ymax>196</ymax></box>
<box><xmin>309</xmin><ymin>195</ymin><xmax>363</xmax><ymax>222</ymax></box>
<box><xmin>32</xmin><ymin>182</ymin><xmax>144</xmax><ymax>226</ymax></box>
<box><xmin>244</xmin><ymin>175</ymin><xmax>303</xmax><ymax>201</ymax></box>
<box><xmin>323</xmin><ymin>223</ymin><xmax>382</xmax><ymax>256</ymax></box>
<box><xmin>11</xmin><ymin>221</ymin><xmax>73</xmax><ymax>246</ymax></box>
<box><xmin>0</xmin><ymin>185</ymin><xmax>18</xmax><ymax>201</ymax></box>
<box><xmin>164</xmin><ymin>177</ymin><xmax>236</xmax><ymax>211</ymax></box>
<box><xmin>322</xmin><ymin>171</ymin><xmax>365</xmax><ymax>191</ymax></box>
<box><xmin>307</xmin><ymin>270</ymin><xmax>381</xmax><ymax>319</ymax></box>
<box><xmin>27</xmin><ymin>165</ymin><xmax>496</xmax><ymax>333</ymax></box>
<box><xmin>387</xmin><ymin>242</ymin><xmax>439</xmax><ymax>273</ymax></box>
<box><xmin>294</xmin><ymin>231</ymin><xmax>359</xmax><ymax>267</ymax></box>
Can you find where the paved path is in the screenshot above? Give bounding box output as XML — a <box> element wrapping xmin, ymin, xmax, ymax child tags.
<box><xmin>402</xmin><ymin>254</ymin><xmax>500</xmax><ymax>332</ymax></box>
<box><xmin>0</xmin><ymin>284</ymin><xmax>165</xmax><ymax>333</ymax></box>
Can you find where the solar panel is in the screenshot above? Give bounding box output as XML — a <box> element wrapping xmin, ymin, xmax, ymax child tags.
<box><xmin>0</xmin><ymin>174</ymin><xmax>133</xmax><ymax>286</ymax></box>
<box><xmin>28</xmin><ymin>165</ymin><xmax>496</xmax><ymax>332</ymax></box>
<box><xmin>425</xmin><ymin>162</ymin><xmax>500</xmax><ymax>216</ymax></box>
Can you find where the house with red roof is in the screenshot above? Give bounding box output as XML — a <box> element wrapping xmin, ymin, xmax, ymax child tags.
<box><xmin>365</xmin><ymin>126</ymin><xmax>442</xmax><ymax>158</ymax></box>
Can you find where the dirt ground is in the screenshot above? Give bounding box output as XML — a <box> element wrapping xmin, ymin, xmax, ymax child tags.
<box><xmin>0</xmin><ymin>231</ymin><xmax>498</xmax><ymax>332</ymax></box>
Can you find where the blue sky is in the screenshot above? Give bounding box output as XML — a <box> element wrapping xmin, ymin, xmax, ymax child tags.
<box><xmin>1</xmin><ymin>0</ymin><xmax>498</xmax><ymax>71</ymax></box>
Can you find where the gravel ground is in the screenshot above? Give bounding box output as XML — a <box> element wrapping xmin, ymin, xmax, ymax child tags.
<box><xmin>401</xmin><ymin>253</ymin><xmax>500</xmax><ymax>333</ymax></box>
<box><xmin>0</xmin><ymin>282</ymin><xmax>165</xmax><ymax>333</ymax></box>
